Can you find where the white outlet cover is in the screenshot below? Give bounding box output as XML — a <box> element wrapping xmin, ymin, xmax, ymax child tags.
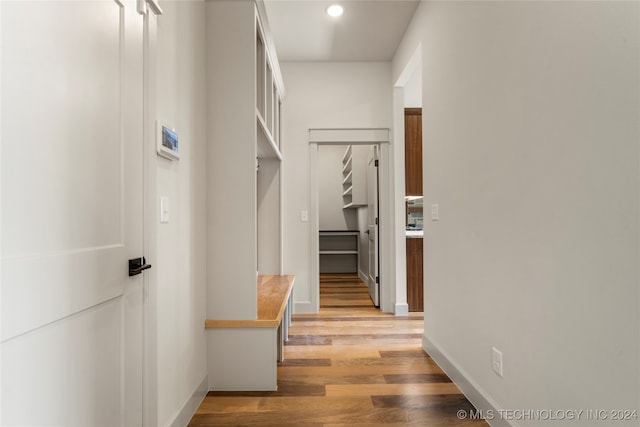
<box><xmin>492</xmin><ymin>346</ymin><xmax>503</xmax><ymax>377</ymax></box>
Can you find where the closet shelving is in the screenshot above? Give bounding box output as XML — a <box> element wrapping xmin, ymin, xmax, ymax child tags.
<box><xmin>319</xmin><ymin>231</ymin><xmax>359</xmax><ymax>274</ymax></box>
<box><xmin>341</xmin><ymin>145</ymin><xmax>367</xmax><ymax>209</ymax></box>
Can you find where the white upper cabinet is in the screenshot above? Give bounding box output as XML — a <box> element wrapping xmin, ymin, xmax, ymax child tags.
<box><xmin>255</xmin><ymin>7</ymin><xmax>283</xmax><ymax>159</ymax></box>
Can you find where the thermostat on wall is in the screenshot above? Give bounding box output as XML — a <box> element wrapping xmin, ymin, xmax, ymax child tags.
<box><xmin>156</xmin><ymin>120</ymin><xmax>180</xmax><ymax>160</ymax></box>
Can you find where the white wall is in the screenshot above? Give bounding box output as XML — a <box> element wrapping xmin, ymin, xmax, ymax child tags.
<box><xmin>257</xmin><ymin>157</ymin><xmax>282</xmax><ymax>275</ymax></box>
<box><xmin>205</xmin><ymin>0</ymin><xmax>258</xmax><ymax>321</ymax></box>
<box><xmin>281</xmin><ymin>62</ymin><xmax>392</xmax><ymax>311</ymax></box>
<box><xmin>153</xmin><ymin>2</ymin><xmax>208</xmax><ymax>426</ymax></box>
<box><xmin>393</xmin><ymin>2</ymin><xmax>640</xmax><ymax>425</ymax></box>
<box><xmin>403</xmin><ymin>66</ymin><xmax>421</xmax><ymax>108</ymax></box>
<box><xmin>318</xmin><ymin>145</ymin><xmax>358</xmax><ymax>230</ymax></box>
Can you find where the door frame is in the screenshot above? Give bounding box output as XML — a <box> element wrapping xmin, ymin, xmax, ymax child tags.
<box><xmin>367</xmin><ymin>146</ymin><xmax>380</xmax><ymax>306</ymax></box>
<box><xmin>390</xmin><ymin>44</ymin><xmax>423</xmax><ymax>316</ymax></box>
<box><xmin>308</xmin><ymin>128</ymin><xmax>394</xmax><ymax>313</ymax></box>
<box><xmin>141</xmin><ymin>3</ymin><xmax>162</xmax><ymax>426</ymax></box>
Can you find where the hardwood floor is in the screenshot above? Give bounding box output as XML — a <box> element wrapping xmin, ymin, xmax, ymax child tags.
<box><xmin>189</xmin><ymin>274</ymin><xmax>488</xmax><ymax>426</ymax></box>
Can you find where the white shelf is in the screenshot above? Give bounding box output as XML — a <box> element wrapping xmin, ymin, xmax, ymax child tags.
<box><xmin>342</xmin><ymin>170</ymin><xmax>353</xmax><ymax>185</ymax></box>
<box><xmin>320</xmin><ymin>231</ymin><xmax>359</xmax><ymax>237</ymax></box>
<box><xmin>257</xmin><ymin>110</ymin><xmax>282</xmax><ymax>160</ymax></box>
<box><xmin>341</xmin><ymin>156</ymin><xmax>352</xmax><ymax>174</ymax></box>
<box><xmin>342</xmin><ymin>145</ymin><xmax>368</xmax><ymax>209</ymax></box>
<box><xmin>319</xmin><ymin>231</ymin><xmax>359</xmax><ymax>274</ymax></box>
<box><xmin>319</xmin><ymin>250</ymin><xmax>358</xmax><ymax>255</ymax></box>
<box><xmin>342</xmin><ymin>202</ymin><xmax>366</xmax><ymax>209</ymax></box>
<box><xmin>342</xmin><ymin>145</ymin><xmax>352</xmax><ymax>163</ymax></box>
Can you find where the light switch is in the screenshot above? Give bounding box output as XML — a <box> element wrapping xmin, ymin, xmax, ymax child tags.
<box><xmin>301</xmin><ymin>210</ymin><xmax>309</xmax><ymax>222</ymax></box>
<box><xmin>160</xmin><ymin>197</ymin><xmax>169</xmax><ymax>223</ymax></box>
<box><xmin>431</xmin><ymin>204</ymin><xmax>439</xmax><ymax>221</ymax></box>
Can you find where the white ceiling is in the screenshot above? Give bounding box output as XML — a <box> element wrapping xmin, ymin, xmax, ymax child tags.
<box><xmin>263</xmin><ymin>0</ymin><xmax>420</xmax><ymax>62</ymax></box>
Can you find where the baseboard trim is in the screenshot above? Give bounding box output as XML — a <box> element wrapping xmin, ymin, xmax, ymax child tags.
<box><xmin>358</xmin><ymin>269</ymin><xmax>368</xmax><ymax>284</ymax></box>
<box><xmin>422</xmin><ymin>334</ymin><xmax>516</xmax><ymax>427</ymax></box>
<box><xmin>169</xmin><ymin>374</ymin><xmax>208</xmax><ymax>427</ymax></box>
<box><xmin>293</xmin><ymin>301</ymin><xmax>315</xmax><ymax>313</ymax></box>
<box><xmin>394</xmin><ymin>303</ymin><xmax>409</xmax><ymax>316</ymax></box>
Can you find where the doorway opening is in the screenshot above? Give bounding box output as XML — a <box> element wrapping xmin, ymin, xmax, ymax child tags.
<box><xmin>317</xmin><ymin>144</ymin><xmax>379</xmax><ymax>306</ymax></box>
<box><xmin>393</xmin><ymin>44</ymin><xmax>424</xmax><ymax>314</ymax></box>
<box><xmin>308</xmin><ymin>128</ymin><xmax>391</xmax><ymax>312</ymax></box>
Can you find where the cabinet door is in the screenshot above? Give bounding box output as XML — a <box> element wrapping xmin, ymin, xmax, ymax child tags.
<box><xmin>404</xmin><ymin>108</ymin><xmax>423</xmax><ymax>196</ymax></box>
<box><xmin>406</xmin><ymin>238</ymin><xmax>424</xmax><ymax>312</ymax></box>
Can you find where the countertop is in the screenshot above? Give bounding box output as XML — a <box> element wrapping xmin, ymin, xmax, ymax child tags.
<box><xmin>405</xmin><ymin>230</ymin><xmax>423</xmax><ymax>238</ymax></box>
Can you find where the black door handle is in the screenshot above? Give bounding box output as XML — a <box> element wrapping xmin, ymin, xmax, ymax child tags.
<box><xmin>129</xmin><ymin>257</ymin><xmax>152</xmax><ymax>276</ymax></box>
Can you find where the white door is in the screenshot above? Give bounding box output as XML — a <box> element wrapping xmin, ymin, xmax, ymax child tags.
<box><xmin>367</xmin><ymin>147</ymin><xmax>379</xmax><ymax>306</ymax></box>
<box><xmin>1</xmin><ymin>1</ymin><xmax>145</xmax><ymax>425</ymax></box>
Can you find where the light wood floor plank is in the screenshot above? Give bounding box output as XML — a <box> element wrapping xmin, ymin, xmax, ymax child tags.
<box><xmin>277</xmin><ymin>364</ymin><xmax>446</xmax><ymax>377</ymax></box>
<box><xmin>325</xmin><ymin>382</ymin><xmax>462</xmax><ymax>397</ymax></box>
<box><xmin>189</xmin><ymin>275</ymin><xmax>488</xmax><ymax>426</ymax></box>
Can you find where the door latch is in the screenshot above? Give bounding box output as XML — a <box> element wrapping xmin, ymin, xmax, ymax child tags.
<box><xmin>129</xmin><ymin>257</ymin><xmax>152</xmax><ymax>276</ymax></box>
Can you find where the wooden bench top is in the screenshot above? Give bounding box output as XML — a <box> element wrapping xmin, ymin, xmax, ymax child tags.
<box><xmin>205</xmin><ymin>275</ymin><xmax>295</xmax><ymax>329</ymax></box>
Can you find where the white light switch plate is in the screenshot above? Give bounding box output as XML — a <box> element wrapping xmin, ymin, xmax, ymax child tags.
<box><xmin>431</xmin><ymin>204</ymin><xmax>439</xmax><ymax>221</ymax></box>
<box><xmin>160</xmin><ymin>197</ymin><xmax>169</xmax><ymax>223</ymax></box>
<box><xmin>301</xmin><ymin>210</ymin><xmax>309</xmax><ymax>222</ymax></box>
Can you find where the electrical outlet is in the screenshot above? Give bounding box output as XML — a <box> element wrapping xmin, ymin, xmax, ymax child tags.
<box><xmin>492</xmin><ymin>347</ymin><xmax>503</xmax><ymax>377</ymax></box>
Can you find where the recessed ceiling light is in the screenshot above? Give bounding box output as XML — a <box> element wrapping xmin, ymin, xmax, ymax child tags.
<box><xmin>326</xmin><ymin>4</ymin><xmax>344</xmax><ymax>17</ymax></box>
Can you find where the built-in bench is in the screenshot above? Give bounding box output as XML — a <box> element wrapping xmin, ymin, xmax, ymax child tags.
<box><xmin>204</xmin><ymin>275</ymin><xmax>295</xmax><ymax>390</ymax></box>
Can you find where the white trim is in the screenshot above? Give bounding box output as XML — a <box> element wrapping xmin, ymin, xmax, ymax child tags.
<box><xmin>391</xmin><ymin>87</ymin><xmax>408</xmax><ymax>314</ymax></box>
<box><xmin>423</xmin><ymin>334</ymin><xmax>516</xmax><ymax>427</ymax></box>
<box><xmin>146</xmin><ymin>0</ymin><xmax>163</xmax><ymax>15</ymax></box>
<box><xmin>142</xmin><ymin>10</ymin><xmax>159</xmax><ymax>427</ymax></box>
<box><xmin>308</xmin><ymin>128</ymin><xmax>396</xmax><ymax>314</ymax></box>
<box><xmin>358</xmin><ymin>268</ymin><xmax>368</xmax><ymax>285</ymax></box>
<box><xmin>377</xmin><ymin>142</ymin><xmax>394</xmax><ymax>313</ymax></box>
<box><xmin>309</xmin><ymin>144</ymin><xmax>320</xmax><ymax>312</ymax></box>
<box><xmin>168</xmin><ymin>375</ymin><xmax>208</xmax><ymax>427</ymax></box>
<box><xmin>137</xmin><ymin>0</ymin><xmax>147</xmax><ymax>15</ymax></box>
<box><xmin>294</xmin><ymin>301</ymin><xmax>315</xmax><ymax>314</ymax></box>
<box><xmin>394</xmin><ymin>303</ymin><xmax>409</xmax><ymax>316</ymax></box>
<box><xmin>309</xmin><ymin>128</ymin><xmax>389</xmax><ymax>144</ymax></box>
<box><xmin>255</xmin><ymin>1</ymin><xmax>285</xmax><ymax>98</ymax></box>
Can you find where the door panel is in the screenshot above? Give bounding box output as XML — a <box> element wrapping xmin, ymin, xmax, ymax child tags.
<box><xmin>367</xmin><ymin>147</ymin><xmax>379</xmax><ymax>306</ymax></box>
<box><xmin>406</xmin><ymin>237</ymin><xmax>424</xmax><ymax>312</ymax></box>
<box><xmin>2</xmin><ymin>300</ymin><xmax>124</xmax><ymax>426</ymax></box>
<box><xmin>1</xmin><ymin>1</ymin><xmax>144</xmax><ymax>425</ymax></box>
<box><xmin>404</xmin><ymin>108</ymin><xmax>422</xmax><ymax>196</ymax></box>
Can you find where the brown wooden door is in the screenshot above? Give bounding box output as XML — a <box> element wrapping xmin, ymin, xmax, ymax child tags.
<box><xmin>404</xmin><ymin>108</ymin><xmax>422</xmax><ymax>196</ymax></box>
<box><xmin>406</xmin><ymin>237</ymin><xmax>424</xmax><ymax>312</ymax></box>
